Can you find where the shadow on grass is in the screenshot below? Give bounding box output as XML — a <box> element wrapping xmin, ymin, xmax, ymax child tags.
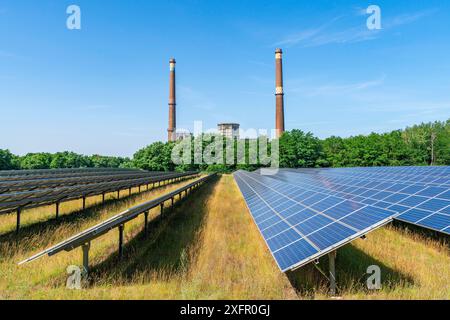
<box><xmin>88</xmin><ymin>176</ymin><xmax>220</xmax><ymax>285</ymax></box>
<box><xmin>286</xmin><ymin>243</ymin><xmax>415</xmax><ymax>298</ymax></box>
<box><xmin>0</xmin><ymin>183</ymin><xmax>178</xmax><ymax>257</ymax></box>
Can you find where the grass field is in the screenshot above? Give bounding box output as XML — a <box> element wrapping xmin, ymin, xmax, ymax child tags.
<box><xmin>0</xmin><ymin>175</ymin><xmax>448</xmax><ymax>299</ymax></box>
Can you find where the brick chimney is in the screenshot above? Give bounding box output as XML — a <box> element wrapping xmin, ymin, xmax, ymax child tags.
<box><xmin>168</xmin><ymin>58</ymin><xmax>176</xmax><ymax>142</ymax></box>
<box><xmin>275</xmin><ymin>48</ymin><xmax>285</xmax><ymax>138</ymax></box>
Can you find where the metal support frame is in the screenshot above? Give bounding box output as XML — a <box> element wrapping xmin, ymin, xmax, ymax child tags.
<box><xmin>329</xmin><ymin>251</ymin><xmax>337</xmax><ymax>296</ymax></box>
<box><xmin>144</xmin><ymin>211</ymin><xmax>149</xmax><ymax>237</ymax></box>
<box><xmin>82</xmin><ymin>242</ymin><xmax>90</xmax><ymax>274</ymax></box>
<box><xmin>118</xmin><ymin>224</ymin><xmax>124</xmax><ymax>260</ymax></box>
<box><xmin>56</xmin><ymin>202</ymin><xmax>60</xmax><ymax>219</ymax></box>
<box><xmin>16</xmin><ymin>208</ymin><xmax>21</xmax><ymax>235</ymax></box>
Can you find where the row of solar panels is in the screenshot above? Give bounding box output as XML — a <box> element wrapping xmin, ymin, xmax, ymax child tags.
<box><xmin>0</xmin><ymin>167</ymin><xmax>137</xmax><ymax>177</ymax></box>
<box><xmin>234</xmin><ymin>166</ymin><xmax>450</xmax><ymax>272</ymax></box>
<box><xmin>0</xmin><ymin>171</ymin><xmax>167</xmax><ymax>193</ymax></box>
<box><xmin>20</xmin><ymin>174</ymin><xmax>217</xmax><ymax>266</ymax></box>
<box><xmin>0</xmin><ymin>171</ymin><xmax>198</xmax><ymax>215</ymax></box>
<box><xmin>0</xmin><ymin>168</ymin><xmax>149</xmax><ymax>182</ymax></box>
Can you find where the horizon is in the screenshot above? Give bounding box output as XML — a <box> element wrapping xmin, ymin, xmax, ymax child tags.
<box><xmin>2</xmin><ymin>118</ymin><xmax>448</xmax><ymax>158</ymax></box>
<box><xmin>1</xmin><ymin>0</ymin><xmax>450</xmax><ymax>157</ymax></box>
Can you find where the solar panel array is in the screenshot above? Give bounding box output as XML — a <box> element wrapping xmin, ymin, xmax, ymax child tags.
<box><xmin>0</xmin><ymin>167</ymin><xmax>138</xmax><ymax>177</ymax></box>
<box><xmin>234</xmin><ymin>166</ymin><xmax>450</xmax><ymax>272</ymax></box>
<box><xmin>0</xmin><ymin>170</ymin><xmax>198</xmax><ymax>214</ymax></box>
<box><xmin>0</xmin><ymin>171</ymin><xmax>166</xmax><ymax>193</ymax></box>
<box><xmin>277</xmin><ymin>167</ymin><xmax>450</xmax><ymax>234</ymax></box>
<box><xmin>19</xmin><ymin>174</ymin><xmax>217</xmax><ymax>266</ymax></box>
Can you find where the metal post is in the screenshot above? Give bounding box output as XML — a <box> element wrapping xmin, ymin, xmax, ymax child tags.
<box><xmin>171</xmin><ymin>197</ymin><xmax>174</xmax><ymax>207</ymax></box>
<box><xmin>329</xmin><ymin>251</ymin><xmax>337</xmax><ymax>296</ymax></box>
<box><xmin>102</xmin><ymin>192</ymin><xmax>105</xmax><ymax>204</ymax></box>
<box><xmin>82</xmin><ymin>197</ymin><xmax>86</xmax><ymax>210</ymax></box>
<box><xmin>56</xmin><ymin>202</ymin><xmax>60</xmax><ymax>219</ymax></box>
<box><xmin>160</xmin><ymin>203</ymin><xmax>164</xmax><ymax>217</ymax></box>
<box><xmin>139</xmin><ymin>185</ymin><xmax>141</xmax><ymax>193</ymax></box>
<box><xmin>118</xmin><ymin>224</ymin><xmax>124</xmax><ymax>260</ymax></box>
<box><xmin>82</xmin><ymin>242</ymin><xmax>90</xmax><ymax>275</ymax></box>
<box><xmin>117</xmin><ymin>190</ymin><xmax>120</xmax><ymax>199</ymax></box>
<box><xmin>129</xmin><ymin>187</ymin><xmax>132</xmax><ymax>196</ymax></box>
<box><xmin>144</xmin><ymin>211</ymin><xmax>149</xmax><ymax>237</ymax></box>
<box><xmin>16</xmin><ymin>208</ymin><xmax>21</xmax><ymax>235</ymax></box>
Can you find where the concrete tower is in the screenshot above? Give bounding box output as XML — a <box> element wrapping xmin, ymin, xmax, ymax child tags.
<box><xmin>275</xmin><ymin>48</ymin><xmax>285</xmax><ymax>138</ymax></box>
<box><xmin>168</xmin><ymin>58</ymin><xmax>176</xmax><ymax>142</ymax></box>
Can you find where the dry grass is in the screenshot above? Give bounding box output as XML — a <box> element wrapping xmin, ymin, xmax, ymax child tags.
<box><xmin>0</xmin><ymin>174</ymin><xmax>448</xmax><ymax>300</ymax></box>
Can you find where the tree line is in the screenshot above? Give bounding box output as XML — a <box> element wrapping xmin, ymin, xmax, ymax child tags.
<box><xmin>0</xmin><ymin>151</ymin><xmax>130</xmax><ymax>170</ymax></box>
<box><xmin>1</xmin><ymin>120</ymin><xmax>448</xmax><ymax>172</ymax></box>
<box><xmin>131</xmin><ymin>120</ymin><xmax>449</xmax><ymax>172</ymax></box>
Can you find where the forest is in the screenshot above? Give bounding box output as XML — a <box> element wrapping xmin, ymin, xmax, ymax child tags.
<box><xmin>0</xmin><ymin>120</ymin><xmax>448</xmax><ymax>172</ymax></box>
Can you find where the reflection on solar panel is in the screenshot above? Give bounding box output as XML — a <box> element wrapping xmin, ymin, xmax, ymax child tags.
<box><xmin>234</xmin><ymin>170</ymin><xmax>394</xmax><ymax>272</ymax></box>
<box><xmin>234</xmin><ymin>166</ymin><xmax>450</xmax><ymax>272</ymax></box>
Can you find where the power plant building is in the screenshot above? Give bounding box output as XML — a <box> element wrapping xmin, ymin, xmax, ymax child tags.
<box><xmin>217</xmin><ymin>123</ymin><xmax>240</xmax><ymax>139</ymax></box>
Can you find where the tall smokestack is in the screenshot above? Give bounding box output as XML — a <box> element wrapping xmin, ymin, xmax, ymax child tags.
<box><xmin>168</xmin><ymin>58</ymin><xmax>176</xmax><ymax>142</ymax></box>
<box><xmin>275</xmin><ymin>48</ymin><xmax>285</xmax><ymax>138</ymax></box>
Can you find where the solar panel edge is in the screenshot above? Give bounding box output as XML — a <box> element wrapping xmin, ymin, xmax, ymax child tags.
<box><xmin>394</xmin><ymin>215</ymin><xmax>450</xmax><ymax>235</ymax></box>
<box><xmin>286</xmin><ymin>215</ymin><xmax>394</xmax><ymax>272</ymax></box>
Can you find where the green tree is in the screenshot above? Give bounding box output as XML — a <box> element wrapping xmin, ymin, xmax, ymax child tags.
<box><xmin>20</xmin><ymin>153</ymin><xmax>53</xmax><ymax>169</ymax></box>
<box><xmin>0</xmin><ymin>149</ymin><xmax>19</xmax><ymax>170</ymax></box>
<box><xmin>279</xmin><ymin>130</ymin><xmax>323</xmax><ymax>168</ymax></box>
<box><xmin>50</xmin><ymin>151</ymin><xmax>91</xmax><ymax>169</ymax></box>
<box><xmin>133</xmin><ymin>142</ymin><xmax>175</xmax><ymax>171</ymax></box>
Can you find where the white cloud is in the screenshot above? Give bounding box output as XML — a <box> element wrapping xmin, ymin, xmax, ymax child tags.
<box><xmin>289</xmin><ymin>76</ymin><xmax>386</xmax><ymax>97</ymax></box>
<box><xmin>274</xmin><ymin>9</ymin><xmax>436</xmax><ymax>48</ymax></box>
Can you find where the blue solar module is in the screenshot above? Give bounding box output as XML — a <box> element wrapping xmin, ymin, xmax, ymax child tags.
<box><xmin>270</xmin><ymin>166</ymin><xmax>450</xmax><ymax>235</ymax></box>
<box><xmin>234</xmin><ymin>170</ymin><xmax>394</xmax><ymax>272</ymax></box>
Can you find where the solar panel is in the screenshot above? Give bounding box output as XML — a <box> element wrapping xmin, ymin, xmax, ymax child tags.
<box><xmin>0</xmin><ymin>171</ymin><xmax>198</xmax><ymax>215</ymax></box>
<box><xmin>274</xmin><ymin>167</ymin><xmax>450</xmax><ymax>235</ymax></box>
<box><xmin>0</xmin><ymin>171</ymin><xmax>167</xmax><ymax>193</ymax></box>
<box><xmin>234</xmin><ymin>170</ymin><xmax>394</xmax><ymax>272</ymax></box>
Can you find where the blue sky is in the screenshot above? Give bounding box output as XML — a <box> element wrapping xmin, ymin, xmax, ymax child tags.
<box><xmin>1</xmin><ymin>0</ymin><xmax>449</xmax><ymax>157</ymax></box>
